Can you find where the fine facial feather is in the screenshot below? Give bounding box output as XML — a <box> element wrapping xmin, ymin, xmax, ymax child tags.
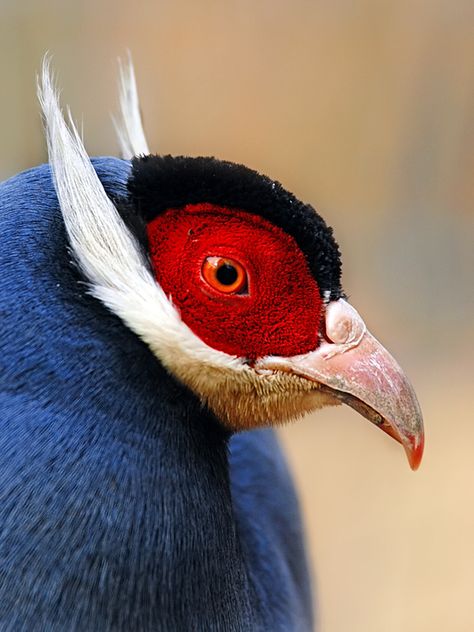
<box><xmin>38</xmin><ymin>58</ymin><xmax>335</xmax><ymax>430</ymax></box>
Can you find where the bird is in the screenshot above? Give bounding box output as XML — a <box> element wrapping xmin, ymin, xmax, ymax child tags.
<box><xmin>0</xmin><ymin>58</ymin><xmax>423</xmax><ymax>631</ymax></box>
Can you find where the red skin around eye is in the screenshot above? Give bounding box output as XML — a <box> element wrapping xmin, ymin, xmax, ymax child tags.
<box><xmin>146</xmin><ymin>203</ymin><xmax>322</xmax><ymax>360</ymax></box>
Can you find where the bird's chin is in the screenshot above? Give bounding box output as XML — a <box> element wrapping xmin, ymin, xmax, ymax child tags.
<box><xmin>197</xmin><ymin>367</ymin><xmax>339</xmax><ymax>433</ymax></box>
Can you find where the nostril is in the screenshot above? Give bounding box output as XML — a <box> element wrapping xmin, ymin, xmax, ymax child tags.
<box><xmin>328</xmin><ymin>316</ymin><xmax>353</xmax><ymax>344</ymax></box>
<box><xmin>324</xmin><ymin>299</ymin><xmax>366</xmax><ymax>346</ymax></box>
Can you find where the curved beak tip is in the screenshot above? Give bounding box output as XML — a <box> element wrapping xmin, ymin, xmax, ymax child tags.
<box><xmin>405</xmin><ymin>433</ymin><xmax>425</xmax><ymax>471</ymax></box>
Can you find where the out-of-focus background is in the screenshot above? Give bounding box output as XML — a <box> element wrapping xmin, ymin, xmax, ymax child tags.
<box><xmin>1</xmin><ymin>1</ymin><xmax>472</xmax><ymax>630</ymax></box>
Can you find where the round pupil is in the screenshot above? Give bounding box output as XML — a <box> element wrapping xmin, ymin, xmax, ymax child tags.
<box><xmin>216</xmin><ymin>263</ymin><xmax>238</xmax><ymax>286</ymax></box>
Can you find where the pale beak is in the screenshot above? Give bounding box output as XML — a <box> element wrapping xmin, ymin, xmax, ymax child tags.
<box><xmin>256</xmin><ymin>299</ymin><xmax>424</xmax><ymax>470</ymax></box>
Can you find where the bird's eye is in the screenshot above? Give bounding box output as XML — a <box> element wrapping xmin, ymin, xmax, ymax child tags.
<box><xmin>202</xmin><ymin>257</ymin><xmax>248</xmax><ymax>294</ymax></box>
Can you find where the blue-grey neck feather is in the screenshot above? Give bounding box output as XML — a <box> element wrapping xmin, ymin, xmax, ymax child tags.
<box><xmin>0</xmin><ymin>158</ymin><xmax>313</xmax><ymax>631</ymax></box>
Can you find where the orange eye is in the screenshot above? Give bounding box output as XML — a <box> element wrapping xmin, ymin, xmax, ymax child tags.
<box><xmin>202</xmin><ymin>257</ymin><xmax>248</xmax><ymax>294</ymax></box>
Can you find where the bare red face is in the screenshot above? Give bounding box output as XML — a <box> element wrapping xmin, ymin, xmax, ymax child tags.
<box><xmin>147</xmin><ymin>203</ymin><xmax>323</xmax><ymax>360</ymax></box>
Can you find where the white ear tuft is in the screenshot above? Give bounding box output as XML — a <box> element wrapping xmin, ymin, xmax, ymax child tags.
<box><xmin>37</xmin><ymin>54</ymin><xmax>148</xmax><ymax>288</ymax></box>
<box><xmin>113</xmin><ymin>52</ymin><xmax>150</xmax><ymax>159</ymax></box>
<box><xmin>36</xmin><ymin>56</ymin><xmax>243</xmax><ymax>378</ymax></box>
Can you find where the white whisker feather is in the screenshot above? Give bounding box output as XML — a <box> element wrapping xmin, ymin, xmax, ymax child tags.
<box><xmin>37</xmin><ymin>57</ymin><xmax>243</xmax><ymax>376</ymax></box>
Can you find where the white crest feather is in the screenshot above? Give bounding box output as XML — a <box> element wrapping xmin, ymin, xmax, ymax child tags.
<box><xmin>113</xmin><ymin>52</ymin><xmax>150</xmax><ymax>159</ymax></box>
<box><xmin>37</xmin><ymin>57</ymin><xmax>244</xmax><ymax>377</ymax></box>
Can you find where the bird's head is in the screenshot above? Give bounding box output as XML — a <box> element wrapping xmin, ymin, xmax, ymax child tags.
<box><xmin>39</xmin><ymin>60</ymin><xmax>424</xmax><ymax>469</ymax></box>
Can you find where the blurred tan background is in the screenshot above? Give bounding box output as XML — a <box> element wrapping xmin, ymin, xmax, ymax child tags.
<box><xmin>1</xmin><ymin>1</ymin><xmax>473</xmax><ymax>630</ymax></box>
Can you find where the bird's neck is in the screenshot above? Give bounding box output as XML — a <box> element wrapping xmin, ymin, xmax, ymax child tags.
<box><xmin>2</xmin><ymin>348</ymin><xmax>260</xmax><ymax>630</ymax></box>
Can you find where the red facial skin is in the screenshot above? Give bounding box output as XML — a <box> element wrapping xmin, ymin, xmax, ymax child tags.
<box><xmin>147</xmin><ymin>203</ymin><xmax>322</xmax><ymax>360</ymax></box>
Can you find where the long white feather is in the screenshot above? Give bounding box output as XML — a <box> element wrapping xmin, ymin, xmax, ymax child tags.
<box><xmin>113</xmin><ymin>52</ymin><xmax>150</xmax><ymax>159</ymax></box>
<box><xmin>37</xmin><ymin>57</ymin><xmax>244</xmax><ymax>375</ymax></box>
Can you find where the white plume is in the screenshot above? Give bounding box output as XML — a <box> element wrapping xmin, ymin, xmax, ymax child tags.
<box><xmin>113</xmin><ymin>52</ymin><xmax>150</xmax><ymax>159</ymax></box>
